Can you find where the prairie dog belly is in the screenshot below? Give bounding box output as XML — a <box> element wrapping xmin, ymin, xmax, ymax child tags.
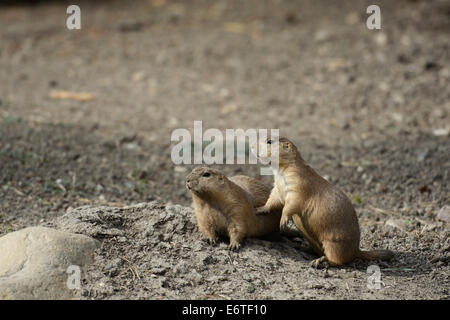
<box><xmin>195</xmin><ymin>201</ymin><xmax>228</xmax><ymax>234</ymax></box>
<box><xmin>273</xmin><ymin>169</ymin><xmax>287</xmax><ymax>204</ymax></box>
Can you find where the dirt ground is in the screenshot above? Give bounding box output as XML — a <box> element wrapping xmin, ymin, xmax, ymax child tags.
<box><xmin>0</xmin><ymin>0</ymin><xmax>449</xmax><ymax>299</ymax></box>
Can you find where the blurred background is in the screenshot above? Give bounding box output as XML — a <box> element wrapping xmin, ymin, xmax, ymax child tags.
<box><xmin>0</xmin><ymin>0</ymin><xmax>449</xmax><ymax>234</ymax></box>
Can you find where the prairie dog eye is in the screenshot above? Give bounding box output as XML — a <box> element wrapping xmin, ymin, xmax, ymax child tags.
<box><xmin>267</xmin><ymin>139</ymin><xmax>273</xmax><ymax>145</ymax></box>
<box><xmin>202</xmin><ymin>172</ymin><xmax>211</xmax><ymax>177</ymax></box>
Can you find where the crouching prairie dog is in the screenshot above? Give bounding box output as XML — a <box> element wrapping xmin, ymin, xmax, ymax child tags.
<box><xmin>252</xmin><ymin>136</ymin><xmax>394</xmax><ymax>266</ymax></box>
<box><xmin>186</xmin><ymin>167</ymin><xmax>283</xmax><ymax>250</ymax></box>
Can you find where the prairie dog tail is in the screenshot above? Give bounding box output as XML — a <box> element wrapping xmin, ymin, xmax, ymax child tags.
<box><xmin>357</xmin><ymin>249</ymin><xmax>394</xmax><ymax>261</ymax></box>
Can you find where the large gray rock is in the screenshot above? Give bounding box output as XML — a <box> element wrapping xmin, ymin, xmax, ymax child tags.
<box><xmin>0</xmin><ymin>226</ymin><xmax>99</xmax><ymax>300</ymax></box>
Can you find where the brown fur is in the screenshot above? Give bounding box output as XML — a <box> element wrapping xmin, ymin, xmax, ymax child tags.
<box><xmin>254</xmin><ymin>137</ymin><xmax>394</xmax><ymax>266</ymax></box>
<box><xmin>186</xmin><ymin>167</ymin><xmax>282</xmax><ymax>250</ymax></box>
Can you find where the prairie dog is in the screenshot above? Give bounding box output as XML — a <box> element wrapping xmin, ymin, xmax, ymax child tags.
<box><xmin>186</xmin><ymin>167</ymin><xmax>282</xmax><ymax>250</ymax></box>
<box><xmin>252</xmin><ymin>137</ymin><xmax>394</xmax><ymax>266</ymax></box>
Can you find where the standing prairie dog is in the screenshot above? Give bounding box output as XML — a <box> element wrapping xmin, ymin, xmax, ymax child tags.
<box><xmin>252</xmin><ymin>137</ymin><xmax>394</xmax><ymax>266</ymax></box>
<box><xmin>186</xmin><ymin>167</ymin><xmax>282</xmax><ymax>251</ymax></box>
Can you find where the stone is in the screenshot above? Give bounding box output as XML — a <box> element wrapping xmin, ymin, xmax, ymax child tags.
<box><xmin>385</xmin><ymin>218</ymin><xmax>412</xmax><ymax>231</ymax></box>
<box><xmin>432</xmin><ymin>128</ymin><xmax>449</xmax><ymax>137</ymax></box>
<box><xmin>0</xmin><ymin>226</ymin><xmax>99</xmax><ymax>299</ymax></box>
<box><xmin>435</xmin><ymin>206</ymin><xmax>450</xmax><ymax>223</ymax></box>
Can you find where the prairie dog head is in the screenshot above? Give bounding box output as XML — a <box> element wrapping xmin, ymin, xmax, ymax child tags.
<box><xmin>186</xmin><ymin>167</ymin><xmax>229</xmax><ymax>197</ymax></box>
<box><xmin>251</xmin><ymin>136</ymin><xmax>300</xmax><ymax>168</ymax></box>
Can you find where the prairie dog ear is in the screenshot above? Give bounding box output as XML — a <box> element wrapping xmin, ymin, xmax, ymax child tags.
<box><xmin>282</xmin><ymin>142</ymin><xmax>290</xmax><ymax>150</ymax></box>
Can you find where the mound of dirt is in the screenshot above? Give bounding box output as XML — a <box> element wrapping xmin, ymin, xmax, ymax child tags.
<box><xmin>45</xmin><ymin>201</ymin><xmax>449</xmax><ymax>300</ymax></box>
